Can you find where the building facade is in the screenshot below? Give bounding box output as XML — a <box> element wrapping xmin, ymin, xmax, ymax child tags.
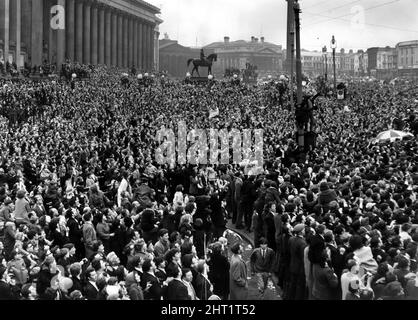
<box><xmin>203</xmin><ymin>36</ymin><xmax>283</xmax><ymax>77</ymax></box>
<box><xmin>367</xmin><ymin>47</ymin><xmax>397</xmax><ymax>78</ymax></box>
<box><xmin>0</xmin><ymin>0</ymin><xmax>162</xmax><ymax>70</ymax></box>
<box><xmin>396</xmin><ymin>40</ymin><xmax>418</xmax><ymax>77</ymax></box>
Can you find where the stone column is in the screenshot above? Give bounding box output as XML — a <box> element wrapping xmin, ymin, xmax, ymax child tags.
<box><xmin>83</xmin><ymin>1</ymin><xmax>91</xmax><ymax>64</ymax></box>
<box><xmin>141</xmin><ymin>22</ymin><xmax>146</xmax><ymax>70</ymax></box>
<box><xmin>117</xmin><ymin>13</ymin><xmax>122</xmax><ymax>67</ymax></box>
<box><xmin>12</xmin><ymin>0</ymin><xmax>22</xmax><ymax>67</ymax></box>
<box><xmin>105</xmin><ymin>8</ymin><xmax>111</xmax><ymax>65</ymax></box>
<box><xmin>150</xmin><ymin>27</ymin><xmax>156</xmax><ymax>71</ymax></box>
<box><xmin>21</xmin><ymin>0</ymin><xmax>31</xmax><ymax>65</ymax></box>
<box><xmin>48</xmin><ymin>0</ymin><xmax>57</xmax><ymax>64</ymax></box>
<box><xmin>98</xmin><ymin>5</ymin><xmax>105</xmax><ymax>64</ymax></box>
<box><xmin>138</xmin><ymin>21</ymin><xmax>143</xmax><ymax>70</ymax></box>
<box><xmin>154</xmin><ymin>30</ymin><xmax>159</xmax><ymax>71</ymax></box>
<box><xmin>133</xmin><ymin>19</ymin><xmax>138</xmax><ymax>68</ymax></box>
<box><xmin>111</xmin><ymin>10</ymin><xmax>117</xmax><ymax>66</ymax></box>
<box><xmin>90</xmin><ymin>4</ymin><xmax>98</xmax><ymax>65</ymax></box>
<box><xmin>66</xmin><ymin>0</ymin><xmax>75</xmax><ymax>61</ymax></box>
<box><xmin>31</xmin><ymin>0</ymin><xmax>42</xmax><ymax>67</ymax></box>
<box><xmin>56</xmin><ymin>0</ymin><xmax>66</xmax><ymax>70</ymax></box>
<box><xmin>128</xmin><ymin>16</ymin><xmax>134</xmax><ymax>68</ymax></box>
<box><xmin>123</xmin><ymin>15</ymin><xmax>128</xmax><ymax>68</ymax></box>
<box><xmin>75</xmin><ymin>0</ymin><xmax>83</xmax><ymax>63</ymax></box>
<box><xmin>0</xmin><ymin>0</ymin><xmax>10</xmax><ymax>63</ymax></box>
<box><xmin>148</xmin><ymin>25</ymin><xmax>153</xmax><ymax>70</ymax></box>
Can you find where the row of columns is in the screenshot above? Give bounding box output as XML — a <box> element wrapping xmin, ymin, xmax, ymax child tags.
<box><xmin>66</xmin><ymin>0</ymin><xmax>155</xmax><ymax>69</ymax></box>
<box><xmin>0</xmin><ymin>0</ymin><xmax>157</xmax><ymax>70</ymax></box>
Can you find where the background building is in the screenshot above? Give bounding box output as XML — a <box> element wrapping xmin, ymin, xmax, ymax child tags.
<box><xmin>367</xmin><ymin>46</ymin><xmax>397</xmax><ymax>79</ymax></box>
<box><xmin>0</xmin><ymin>0</ymin><xmax>162</xmax><ymax>71</ymax></box>
<box><xmin>396</xmin><ymin>40</ymin><xmax>418</xmax><ymax>77</ymax></box>
<box><xmin>203</xmin><ymin>36</ymin><xmax>283</xmax><ymax>77</ymax></box>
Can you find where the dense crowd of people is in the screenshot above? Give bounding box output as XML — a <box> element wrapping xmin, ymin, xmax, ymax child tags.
<box><xmin>0</xmin><ymin>64</ymin><xmax>417</xmax><ymax>300</ymax></box>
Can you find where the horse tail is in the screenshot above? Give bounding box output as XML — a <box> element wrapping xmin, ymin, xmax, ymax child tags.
<box><xmin>187</xmin><ymin>59</ymin><xmax>194</xmax><ymax>67</ymax></box>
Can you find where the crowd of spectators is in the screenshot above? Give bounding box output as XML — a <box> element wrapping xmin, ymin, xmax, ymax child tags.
<box><xmin>0</xmin><ymin>64</ymin><xmax>417</xmax><ymax>300</ymax></box>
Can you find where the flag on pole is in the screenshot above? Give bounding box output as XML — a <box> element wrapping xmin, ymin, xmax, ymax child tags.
<box><xmin>209</xmin><ymin>107</ymin><xmax>219</xmax><ymax>119</ymax></box>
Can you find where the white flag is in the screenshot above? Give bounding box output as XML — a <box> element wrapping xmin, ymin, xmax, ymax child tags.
<box><xmin>209</xmin><ymin>107</ymin><xmax>219</xmax><ymax>119</ymax></box>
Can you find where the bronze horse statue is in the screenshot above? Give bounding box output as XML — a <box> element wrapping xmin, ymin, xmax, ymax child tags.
<box><xmin>187</xmin><ymin>53</ymin><xmax>217</xmax><ymax>77</ymax></box>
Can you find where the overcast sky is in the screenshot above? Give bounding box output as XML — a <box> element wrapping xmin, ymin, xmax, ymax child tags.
<box><xmin>147</xmin><ymin>0</ymin><xmax>418</xmax><ymax>51</ymax></box>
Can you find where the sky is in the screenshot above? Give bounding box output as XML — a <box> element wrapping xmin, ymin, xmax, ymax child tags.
<box><xmin>147</xmin><ymin>0</ymin><xmax>418</xmax><ymax>52</ymax></box>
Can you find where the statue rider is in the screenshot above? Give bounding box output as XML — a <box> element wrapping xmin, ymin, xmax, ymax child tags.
<box><xmin>200</xmin><ymin>49</ymin><xmax>206</xmax><ymax>63</ymax></box>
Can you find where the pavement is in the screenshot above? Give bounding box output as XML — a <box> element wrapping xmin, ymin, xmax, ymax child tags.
<box><xmin>226</xmin><ymin>219</ymin><xmax>282</xmax><ymax>300</ymax></box>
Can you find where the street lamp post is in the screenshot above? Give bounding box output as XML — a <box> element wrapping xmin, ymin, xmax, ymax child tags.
<box><xmin>322</xmin><ymin>46</ymin><xmax>327</xmax><ymax>82</ymax></box>
<box><xmin>331</xmin><ymin>35</ymin><xmax>337</xmax><ymax>90</ymax></box>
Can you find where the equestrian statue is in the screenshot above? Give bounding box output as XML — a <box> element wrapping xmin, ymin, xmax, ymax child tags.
<box><xmin>187</xmin><ymin>49</ymin><xmax>217</xmax><ymax>77</ymax></box>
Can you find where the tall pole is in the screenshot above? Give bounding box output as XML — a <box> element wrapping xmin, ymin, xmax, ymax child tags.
<box><xmin>286</xmin><ymin>0</ymin><xmax>295</xmax><ymax>74</ymax></box>
<box><xmin>287</xmin><ymin>0</ymin><xmax>295</xmax><ymax>110</ymax></box>
<box><xmin>294</xmin><ymin>2</ymin><xmax>302</xmax><ymax>106</ymax></box>
<box><xmin>294</xmin><ymin>0</ymin><xmax>304</xmax><ymax>150</ymax></box>
<box><xmin>333</xmin><ymin>48</ymin><xmax>336</xmax><ymax>89</ymax></box>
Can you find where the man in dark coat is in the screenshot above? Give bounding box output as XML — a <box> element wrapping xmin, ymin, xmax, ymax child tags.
<box><xmin>288</xmin><ymin>224</ymin><xmax>307</xmax><ymax>300</ymax></box>
<box><xmin>166</xmin><ymin>265</ymin><xmax>190</xmax><ymax>300</ymax></box>
<box><xmin>208</xmin><ymin>243</ymin><xmax>230</xmax><ymax>300</ymax></box>
<box><xmin>233</xmin><ymin>172</ymin><xmax>243</xmax><ymax>228</ymax></box>
<box><xmin>194</xmin><ymin>260</ymin><xmax>213</xmax><ymax>300</ymax></box>
<box><xmin>68</xmin><ymin>263</ymin><xmax>83</xmax><ymax>294</ymax></box>
<box><xmin>250</xmin><ymin>237</ymin><xmax>275</xmax><ymax>295</ymax></box>
<box><xmin>140</xmin><ymin>259</ymin><xmax>162</xmax><ymax>300</ymax></box>
<box><xmin>0</xmin><ymin>266</ymin><xmax>15</xmax><ymax>300</ymax></box>
<box><xmin>308</xmin><ymin>224</ymin><xmax>326</xmax><ymax>265</ymax></box>
<box><xmin>83</xmin><ymin>267</ymin><xmax>99</xmax><ymax>300</ymax></box>
<box><xmin>239</xmin><ymin>175</ymin><xmax>257</xmax><ymax>232</ymax></box>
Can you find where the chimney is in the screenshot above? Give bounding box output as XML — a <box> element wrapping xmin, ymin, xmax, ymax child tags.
<box><xmin>260</xmin><ymin>36</ymin><xmax>265</xmax><ymax>43</ymax></box>
<box><xmin>251</xmin><ymin>36</ymin><xmax>255</xmax><ymax>43</ymax></box>
<box><xmin>224</xmin><ymin>36</ymin><xmax>230</xmax><ymax>44</ymax></box>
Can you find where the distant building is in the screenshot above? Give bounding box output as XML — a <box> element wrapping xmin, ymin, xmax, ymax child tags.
<box><xmin>367</xmin><ymin>47</ymin><xmax>397</xmax><ymax>78</ymax></box>
<box><xmin>203</xmin><ymin>36</ymin><xmax>283</xmax><ymax>77</ymax></box>
<box><xmin>159</xmin><ymin>36</ymin><xmax>214</xmax><ymax>78</ymax></box>
<box><xmin>396</xmin><ymin>40</ymin><xmax>418</xmax><ymax>77</ymax></box>
<box><xmin>353</xmin><ymin>50</ymin><xmax>368</xmax><ymax>76</ymax></box>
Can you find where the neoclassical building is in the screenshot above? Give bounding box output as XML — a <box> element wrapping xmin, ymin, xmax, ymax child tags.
<box><xmin>0</xmin><ymin>0</ymin><xmax>162</xmax><ymax>70</ymax></box>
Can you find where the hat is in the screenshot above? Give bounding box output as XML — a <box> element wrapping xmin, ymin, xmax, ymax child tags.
<box><xmin>63</xmin><ymin>243</ymin><xmax>74</xmax><ymax>250</ymax></box>
<box><xmin>319</xmin><ymin>182</ymin><xmax>329</xmax><ymax>191</ymax></box>
<box><xmin>293</xmin><ymin>224</ymin><xmax>305</xmax><ymax>234</ymax></box>
<box><xmin>70</xmin><ymin>290</ymin><xmax>84</xmax><ymax>300</ymax></box>
<box><xmin>364</xmin><ymin>202</ymin><xmax>374</xmax><ymax>210</ymax></box>
<box><xmin>16</xmin><ymin>190</ymin><xmax>26</xmax><ymax>198</ymax></box>
<box><xmin>58</xmin><ymin>277</ymin><xmax>73</xmax><ymax>293</ymax></box>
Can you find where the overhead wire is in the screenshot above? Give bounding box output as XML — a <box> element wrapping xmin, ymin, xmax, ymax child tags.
<box><xmin>303</xmin><ymin>0</ymin><xmax>403</xmax><ymax>27</ymax></box>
